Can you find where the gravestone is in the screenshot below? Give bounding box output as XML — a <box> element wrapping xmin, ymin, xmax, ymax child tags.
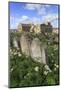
<box><xmin>30</xmin><ymin>38</ymin><xmax>42</xmax><ymax>63</ymax></box>
<box><xmin>30</xmin><ymin>38</ymin><xmax>51</xmax><ymax>72</ymax></box>
<box><xmin>13</xmin><ymin>38</ymin><xmax>19</xmax><ymax>48</ymax></box>
<box><xmin>20</xmin><ymin>34</ymin><xmax>31</xmax><ymax>56</ymax></box>
<box><xmin>41</xmin><ymin>45</ymin><xmax>47</xmax><ymax>64</ymax></box>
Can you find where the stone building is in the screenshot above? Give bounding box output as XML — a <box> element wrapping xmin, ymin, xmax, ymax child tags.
<box><xmin>22</xmin><ymin>24</ymin><xmax>31</xmax><ymax>32</ymax></box>
<box><xmin>17</xmin><ymin>22</ymin><xmax>53</xmax><ymax>34</ymax></box>
<box><xmin>40</xmin><ymin>22</ymin><xmax>53</xmax><ymax>33</ymax></box>
<box><xmin>52</xmin><ymin>28</ymin><xmax>58</xmax><ymax>34</ymax></box>
<box><xmin>17</xmin><ymin>23</ymin><xmax>22</xmax><ymax>32</ymax></box>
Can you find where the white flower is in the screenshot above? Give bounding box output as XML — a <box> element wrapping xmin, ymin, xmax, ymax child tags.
<box><xmin>54</xmin><ymin>48</ymin><xmax>57</xmax><ymax>51</ymax></box>
<box><xmin>54</xmin><ymin>64</ymin><xmax>56</xmax><ymax>66</ymax></box>
<box><xmin>13</xmin><ymin>49</ymin><xmax>16</xmax><ymax>52</ymax></box>
<box><xmin>56</xmin><ymin>65</ymin><xmax>59</xmax><ymax>68</ymax></box>
<box><xmin>48</xmin><ymin>42</ymin><xmax>50</xmax><ymax>45</ymax></box>
<box><xmin>51</xmin><ymin>53</ymin><xmax>54</xmax><ymax>56</ymax></box>
<box><xmin>27</xmin><ymin>73</ymin><xmax>30</xmax><ymax>76</ymax></box>
<box><xmin>34</xmin><ymin>66</ymin><xmax>39</xmax><ymax>72</ymax></box>
<box><xmin>24</xmin><ymin>75</ymin><xmax>27</xmax><ymax>79</ymax></box>
<box><xmin>10</xmin><ymin>51</ymin><xmax>13</xmax><ymax>54</ymax></box>
<box><xmin>54</xmin><ymin>64</ymin><xmax>59</xmax><ymax>68</ymax></box>
<box><xmin>14</xmin><ymin>52</ymin><xmax>17</xmax><ymax>55</ymax></box>
<box><xmin>18</xmin><ymin>53</ymin><xmax>22</xmax><ymax>57</ymax></box>
<box><xmin>54</xmin><ymin>67</ymin><xmax>57</xmax><ymax>71</ymax></box>
<box><xmin>11</xmin><ymin>68</ymin><xmax>13</xmax><ymax>72</ymax></box>
<box><xmin>10</xmin><ymin>49</ymin><xmax>12</xmax><ymax>52</ymax></box>
<box><xmin>51</xmin><ymin>60</ymin><xmax>54</xmax><ymax>63</ymax></box>
<box><xmin>44</xmin><ymin>71</ymin><xmax>48</xmax><ymax>75</ymax></box>
<box><xmin>44</xmin><ymin>65</ymin><xmax>51</xmax><ymax>72</ymax></box>
<box><xmin>10</xmin><ymin>49</ymin><xmax>13</xmax><ymax>54</ymax></box>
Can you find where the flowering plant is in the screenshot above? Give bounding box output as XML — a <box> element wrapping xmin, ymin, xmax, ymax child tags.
<box><xmin>9</xmin><ymin>32</ymin><xmax>59</xmax><ymax>88</ymax></box>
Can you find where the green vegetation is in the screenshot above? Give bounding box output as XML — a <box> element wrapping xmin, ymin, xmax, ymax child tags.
<box><xmin>9</xmin><ymin>32</ymin><xmax>59</xmax><ymax>88</ymax></box>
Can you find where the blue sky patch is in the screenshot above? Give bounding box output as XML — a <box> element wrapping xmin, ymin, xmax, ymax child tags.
<box><xmin>9</xmin><ymin>2</ymin><xmax>59</xmax><ymax>29</ymax></box>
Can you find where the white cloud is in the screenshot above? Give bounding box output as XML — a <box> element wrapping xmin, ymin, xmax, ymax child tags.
<box><xmin>25</xmin><ymin>4</ymin><xmax>51</xmax><ymax>10</ymax></box>
<box><xmin>44</xmin><ymin>5</ymin><xmax>51</xmax><ymax>7</ymax></box>
<box><xmin>41</xmin><ymin>13</ymin><xmax>58</xmax><ymax>28</ymax></box>
<box><xmin>25</xmin><ymin>4</ymin><xmax>36</xmax><ymax>10</ymax></box>
<box><xmin>10</xmin><ymin>16</ymin><xmax>19</xmax><ymax>29</ymax></box>
<box><xmin>10</xmin><ymin>13</ymin><xmax>58</xmax><ymax>29</ymax></box>
<box><xmin>37</xmin><ymin>7</ymin><xmax>46</xmax><ymax>15</ymax></box>
<box><xmin>31</xmin><ymin>17</ymin><xmax>41</xmax><ymax>24</ymax></box>
<box><xmin>25</xmin><ymin>4</ymin><xmax>51</xmax><ymax>15</ymax></box>
<box><xmin>12</xmin><ymin>15</ymin><xmax>41</xmax><ymax>24</ymax></box>
<box><xmin>10</xmin><ymin>15</ymin><xmax>30</xmax><ymax>29</ymax></box>
<box><xmin>19</xmin><ymin>15</ymin><xmax>31</xmax><ymax>24</ymax></box>
<box><xmin>20</xmin><ymin>15</ymin><xmax>29</xmax><ymax>21</ymax></box>
<box><xmin>43</xmin><ymin>13</ymin><xmax>58</xmax><ymax>22</ymax></box>
<box><xmin>19</xmin><ymin>16</ymin><xmax>41</xmax><ymax>24</ymax></box>
<box><xmin>51</xmin><ymin>19</ymin><xmax>58</xmax><ymax>28</ymax></box>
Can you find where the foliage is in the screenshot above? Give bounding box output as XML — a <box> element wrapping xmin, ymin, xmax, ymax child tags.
<box><xmin>9</xmin><ymin>32</ymin><xmax>59</xmax><ymax>88</ymax></box>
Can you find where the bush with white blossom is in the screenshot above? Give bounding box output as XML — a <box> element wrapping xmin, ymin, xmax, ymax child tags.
<box><xmin>9</xmin><ymin>32</ymin><xmax>59</xmax><ymax>88</ymax></box>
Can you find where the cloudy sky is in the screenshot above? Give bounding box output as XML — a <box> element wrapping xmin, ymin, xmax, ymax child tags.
<box><xmin>9</xmin><ymin>2</ymin><xmax>59</xmax><ymax>29</ymax></box>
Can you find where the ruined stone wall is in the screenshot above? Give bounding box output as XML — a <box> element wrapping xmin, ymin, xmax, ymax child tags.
<box><xmin>17</xmin><ymin>22</ymin><xmax>53</xmax><ymax>34</ymax></box>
